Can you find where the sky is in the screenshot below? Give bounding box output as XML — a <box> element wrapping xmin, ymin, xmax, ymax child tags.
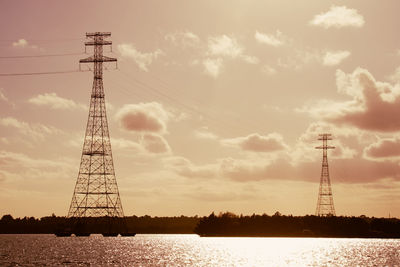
<box><xmin>1</xmin><ymin>0</ymin><xmax>400</xmax><ymax>218</ymax></box>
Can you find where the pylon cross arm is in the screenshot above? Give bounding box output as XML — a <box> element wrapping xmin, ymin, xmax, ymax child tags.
<box><xmin>80</xmin><ymin>55</ymin><xmax>117</xmax><ymax>63</ymax></box>
<box><xmin>86</xmin><ymin>32</ymin><xmax>111</xmax><ymax>37</ymax></box>
<box><xmin>84</xmin><ymin>40</ymin><xmax>112</xmax><ymax>46</ymax></box>
<box><xmin>315</xmin><ymin>146</ymin><xmax>335</xmax><ymax>149</ymax></box>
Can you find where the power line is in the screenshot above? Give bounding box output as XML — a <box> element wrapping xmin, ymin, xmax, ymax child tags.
<box><xmin>0</xmin><ymin>37</ymin><xmax>84</xmax><ymax>43</ymax></box>
<box><xmin>115</xmin><ymin>68</ymin><xmax>270</xmax><ymax>135</ymax></box>
<box><xmin>0</xmin><ymin>70</ymin><xmax>88</xmax><ymax>76</ymax></box>
<box><xmin>114</xmin><ymin>69</ymin><xmax>252</xmax><ymax>135</ymax></box>
<box><xmin>0</xmin><ymin>52</ymin><xmax>85</xmax><ymax>59</ymax></box>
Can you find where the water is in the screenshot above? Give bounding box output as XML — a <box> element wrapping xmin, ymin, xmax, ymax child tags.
<box><xmin>1</xmin><ymin>234</ymin><xmax>399</xmax><ymax>266</ymax></box>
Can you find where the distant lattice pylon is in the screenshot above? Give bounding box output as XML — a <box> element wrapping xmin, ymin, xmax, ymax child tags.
<box><xmin>68</xmin><ymin>32</ymin><xmax>124</xmax><ymax>218</ymax></box>
<box><xmin>315</xmin><ymin>133</ymin><xmax>336</xmax><ymax>216</ymax></box>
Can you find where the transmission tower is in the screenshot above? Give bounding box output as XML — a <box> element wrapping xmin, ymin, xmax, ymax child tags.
<box><xmin>315</xmin><ymin>133</ymin><xmax>336</xmax><ymax>216</ymax></box>
<box><xmin>68</xmin><ymin>32</ymin><xmax>124</xmax><ymax>218</ymax></box>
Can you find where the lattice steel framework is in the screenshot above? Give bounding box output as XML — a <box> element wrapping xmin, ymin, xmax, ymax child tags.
<box><xmin>315</xmin><ymin>133</ymin><xmax>336</xmax><ymax>216</ymax></box>
<box><xmin>68</xmin><ymin>32</ymin><xmax>124</xmax><ymax>218</ymax></box>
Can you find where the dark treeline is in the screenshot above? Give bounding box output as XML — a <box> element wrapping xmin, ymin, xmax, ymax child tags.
<box><xmin>0</xmin><ymin>214</ymin><xmax>199</xmax><ymax>234</ymax></box>
<box><xmin>194</xmin><ymin>212</ymin><xmax>400</xmax><ymax>238</ymax></box>
<box><xmin>2</xmin><ymin>212</ymin><xmax>400</xmax><ymax>238</ymax></box>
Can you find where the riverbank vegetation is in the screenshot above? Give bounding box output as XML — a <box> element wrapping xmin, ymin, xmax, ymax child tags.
<box><xmin>2</xmin><ymin>212</ymin><xmax>399</xmax><ymax>238</ymax></box>
<box><xmin>0</xmin><ymin>214</ymin><xmax>198</xmax><ymax>234</ymax></box>
<box><xmin>194</xmin><ymin>212</ymin><xmax>400</xmax><ymax>238</ymax></box>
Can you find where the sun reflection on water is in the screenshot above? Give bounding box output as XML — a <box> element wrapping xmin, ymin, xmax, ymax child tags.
<box><xmin>1</xmin><ymin>234</ymin><xmax>399</xmax><ymax>266</ymax></box>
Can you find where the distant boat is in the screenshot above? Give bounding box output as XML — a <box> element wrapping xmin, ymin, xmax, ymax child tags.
<box><xmin>102</xmin><ymin>232</ymin><xmax>119</xmax><ymax>237</ymax></box>
<box><xmin>74</xmin><ymin>232</ymin><xmax>91</xmax><ymax>237</ymax></box>
<box><xmin>54</xmin><ymin>231</ymin><xmax>72</xmax><ymax>237</ymax></box>
<box><xmin>102</xmin><ymin>232</ymin><xmax>137</xmax><ymax>237</ymax></box>
<box><xmin>120</xmin><ymin>232</ymin><xmax>136</xmax><ymax>237</ymax></box>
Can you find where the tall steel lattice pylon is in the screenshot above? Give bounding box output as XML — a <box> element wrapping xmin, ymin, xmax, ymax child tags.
<box><xmin>68</xmin><ymin>32</ymin><xmax>124</xmax><ymax>218</ymax></box>
<box><xmin>315</xmin><ymin>133</ymin><xmax>336</xmax><ymax>216</ymax></box>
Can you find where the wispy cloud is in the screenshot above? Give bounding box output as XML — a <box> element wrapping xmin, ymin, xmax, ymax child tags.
<box><xmin>277</xmin><ymin>49</ymin><xmax>321</xmax><ymax>70</ymax></box>
<box><xmin>28</xmin><ymin>93</ymin><xmax>86</xmax><ymax>110</ymax></box>
<box><xmin>261</xmin><ymin>65</ymin><xmax>277</xmax><ymax>75</ymax></box>
<box><xmin>0</xmin><ymin>117</ymin><xmax>62</xmax><ymax>141</ymax></box>
<box><xmin>207</xmin><ymin>35</ymin><xmax>243</xmax><ymax>58</ymax></box>
<box><xmin>0</xmin><ymin>89</ymin><xmax>9</xmax><ymax>102</ymax></box>
<box><xmin>163</xmin><ymin>156</ymin><xmax>218</xmax><ymax>179</ymax></box>
<box><xmin>221</xmin><ymin>133</ymin><xmax>288</xmax><ymax>153</ymax></box>
<box><xmin>310</xmin><ymin>6</ymin><xmax>365</xmax><ymax>29</ymax></box>
<box><xmin>194</xmin><ymin>127</ymin><xmax>218</xmax><ymax>140</ymax></box>
<box><xmin>12</xmin><ymin>39</ymin><xmax>38</xmax><ymax>49</ymax></box>
<box><xmin>141</xmin><ymin>133</ymin><xmax>171</xmax><ymax>154</ymax></box>
<box><xmin>165</xmin><ymin>31</ymin><xmax>200</xmax><ymax>48</ymax></box>
<box><xmin>322</xmin><ymin>50</ymin><xmax>351</xmax><ymax>66</ymax></box>
<box><xmin>389</xmin><ymin>66</ymin><xmax>400</xmax><ymax>83</ymax></box>
<box><xmin>255</xmin><ymin>30</ymin><xmax>287</xmax><ymax>47</ymax></box>
<box><xmin>203</xmin><ymin>35</ymin><xmax>258</xmax><ymax>77</ymax></box>
<box><xmin>118</xmin><ymin>44</ymin><xmax>163</xmax><ymax>71</ymax></box>
<box><xmin>0</xmin><ymin>89</ymin><xmax>15</xmax><ymax>108</ymax></box>
<box><xmin>203</xmin><ymin>58</ymin><xmax>223</xmax><ymax>78</ymax></box>
<box><xmin>12</xmin><ymin>39</ymin><xmax>28</xmax><ymax>47</ymax></box>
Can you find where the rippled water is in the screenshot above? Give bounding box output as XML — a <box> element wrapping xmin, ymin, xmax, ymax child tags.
<box><xmin>1</xmin><ymin>234</ymin><xmax>399</xmax><ymax>266</ymax></box>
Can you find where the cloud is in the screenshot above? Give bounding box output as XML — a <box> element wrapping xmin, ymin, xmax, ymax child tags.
<box><xmin>165</xmin><ymin>31</ymin><xmax>200</xmax><ymax>47</ymax></box>
<box><xmin>112</xmin><ymin>136</ymin><xmax>171</xmax><ymax>154</ymax></box>
<box><xmin>255</xmin><ymin>30</ymin><xmax>287</xmax><ymax>47</ymax></box>
<box><xmin>28</xmin><ymin>93</ymin><xmax>86</xmax><ymax>110</ymax></box>
<box><xmin>118</xmin><ymin>44</ymin><xmax>163</xmax><ymax>71</ymax></box>
<box><xmin>219</xmin><ymin>155</ymin><xmax>400</xmax><ymax>184</ymax></box>
<box><xmin>164</xmin><ymin>125</ymin><xmax>400</xmax><ymax>184</ymax></box>
<box><xmin>141</xmin><ymin>134</ymin><xmax>170</xmax><ymax>154</ymax></box>
<box><xmin>389</xmin><ymin>66</ymin><xmax>400</xmax><ymax>83</ymax></box>
<box><xmin>208</xmin><ymin>35</ymin><xmax>243</xmax><ymax>58</ymax></box>
<box><xmin>207</xmin><ymin>35</ymin><xmax>257</xmax><ymax>62</ymax></box>
<box><xmin>0</xmin><ymin>89</ymin><xmax>9</xmax><ymax>102</ymax></box>
<box><xmin>163</xmin><ymin>156</ymin><xmax>218</xmax><ymax>179</ymax></box>
<box><xmin>0</xmin><ymin>150</ymin><xmax>75</xmax><ymax>186</ymax></box>
<box><xmin>203</xmin><ymin>58</ymin><xmax>223</xmax><ymax>78</ymax></box>
<box><xmin>12</xmin><ymin>39</ymin><xmax>28</xmax><ymax>47</ymax></box>
<box><xmin>241</xmin><ymin>55</ymin><xmax>259</xmax><ymax>64</ymax></box>
<box><xmin>0</xmin><ymin>89</ymin><xmax>15</xmax><ymax>108</ymax></box>
<box><xmin>290</xmin><ymin>122</ymin><xmax>358</xmax><ymax>165</ymax></box>
<box><xmin>194</xmin><ymin>127</ymin><xmax>218</xmax><ymax>140</ymax></box>
<box><xmin>278</xmin><ymin>49</ymin><xmax>351</xmax><ymax>70</ymax></box>
<box><xmin>203</xmin><ymin>35</ymin><xmax>258</xmax><ymax>77</ymax></box>
<box><xmin>261</xmin><ymin>65</ymin><xmax>277</xmax><ymax>75</ymax></box>
<box><xmin>115</xmin><ymin>102</ymin><xmax>169</xmax><ymax>133</ymax></box>
<box><xmin>364</xmin><ymin>138</ymin><xmax>400</xmax><ymax>161</ymax></box>
<box><xmin>0</xmin><ymin>150</ymin><xmax>68</xmax><ymax>170</ymax></box>
<box><xmin>322</xmin><ymin>50</ymin><xmax>351</xmax><ymax>66</ymax></box>
<box><xmin>12</xmin><ymin>39</ymin><xmax>38</xmax><ymax>49</ymax></box>
<box><xmin>184</xmin><ymin>188</ymin><xmax>259</xmax><ymax>202</ymax></box>
<box><xmin>0</xmin><ymin>117</ymin><xmax>61</xmax><ymax>141</ymax></box>
<box><xmin>221</xmin><ymin>133</ymin><xmax>288</xmax><ymax>153</ymax></box>
<box><xmin>300</xmin><ymin>67</ymin><xmax>400</xmax><ymax>132</ymax></box>
<box><xmin>111</xmin><ymin>137</ymin><xmax>144</xmax><ymax>152</ymax></box>
<box><xmin>277</xmin><ymin>49</ymin><xmax>321</xmax><ymax>70</ymax></box>
<box><xmin>310</xmin><ymin>6</ymin><xmax>365</xmax><ymax>29</ymax></box>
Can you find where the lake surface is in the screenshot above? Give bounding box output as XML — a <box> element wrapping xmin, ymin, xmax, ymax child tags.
<box><xmin>1</xmin><ymin>234</ymin><xmax>399</xmax><ymax>266</ymax></box>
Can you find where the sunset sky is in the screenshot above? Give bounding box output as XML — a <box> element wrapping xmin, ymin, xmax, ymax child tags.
<box><xmin>1</xmin><ymin>0</ymin><xmax>400</xmax><ymax>218</ymax></box>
